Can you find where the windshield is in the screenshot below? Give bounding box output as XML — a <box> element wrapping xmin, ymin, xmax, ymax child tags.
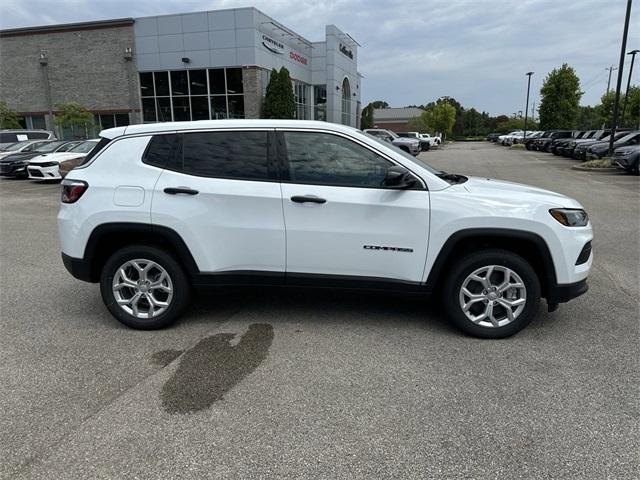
<box><xmin>616</xmin><ymin>132</ymin><xmax>639</xmax><ymax>144</ymax></box>
<box><xmin>70</xmin><ymin>140</ymin><xmax>98</xmax><ymax>153</ymax></box>
<box><xmin>4</xmin><ymin>141</ymin><xmax>31</xmax><ymax>151</ymax></box>
<box><xmin>362</xmin><ymin>132</ymin><xmax>441</xmax><ymax>175</ymax></box>
<box><xmin>34</xmin><ymin>141</ymin><xmax>66</xmax><ymax>153</ymax></box>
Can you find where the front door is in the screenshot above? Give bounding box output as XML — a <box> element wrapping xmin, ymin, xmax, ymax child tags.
<box><xmin>279</xmin><ymin>130</ymin><xmax>430</xmax><ymax>283</ymax></box>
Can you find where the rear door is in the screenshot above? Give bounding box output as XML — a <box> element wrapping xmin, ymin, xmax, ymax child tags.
<box><xmin>151</xmin><ymin>129</ymin><xmax>286</xmax><ymax>277</ymax></box>
<box><xmin>278</xmin><ymin>129</ymin><xmax>430</xmax><ymax>284</ymax></box>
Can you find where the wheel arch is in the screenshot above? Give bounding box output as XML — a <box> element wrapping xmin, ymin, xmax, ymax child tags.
<box><xmin>425</xmin><ymin>228</ymin><xmax>557</xmax><ymax>299</ymax></box>
<box><xmin>82</xmin><ymin>222</ymin><xmax>199</xmax><ymax>283</ymax></box>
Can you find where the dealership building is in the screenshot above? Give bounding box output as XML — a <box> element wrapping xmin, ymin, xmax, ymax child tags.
<box><xmin>0</xmin><ymin>7</ymin><xmax>362</xmax><ymax>135</ymax></box>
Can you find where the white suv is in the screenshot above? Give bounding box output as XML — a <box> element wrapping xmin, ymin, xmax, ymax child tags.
<box><xmin>58</xmin><ymin>120</ymin><xmax>592</xmax><ymax>338</ymax></box>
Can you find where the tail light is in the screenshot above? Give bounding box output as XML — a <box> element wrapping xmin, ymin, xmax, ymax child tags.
<box><xmin>61</xmin><ymin>179</ymin><xmax>88</xmax><ymax>204</ymax></box>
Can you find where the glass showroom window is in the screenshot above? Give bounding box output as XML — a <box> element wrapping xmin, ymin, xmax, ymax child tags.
<box><xmin>294</xmin><ymin>82</ymin><xmax>309</xmax><ymax>120</ymax></box>
<box><xmin>313</xmin><ymin>85</ymin><xmax>327</xmax><ymax>121</ymax></box>
<box><xmin>140</xmin><ymin>68</ymin><xmax>244</xmax><ymax>122</ymax></box>
<box><xmin>94</xmin><ymin>113</ymin><xmax>130</xmax><ymax>130</ymax></box>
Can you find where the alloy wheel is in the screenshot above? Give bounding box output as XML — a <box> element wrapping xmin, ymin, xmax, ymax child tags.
<box><xmin>112</xmin><ymin>259</ymin><xmax>173</xmax><ymax>319</ymax></box>
<box><xmin>458</xmin><ymin>265</ymin><xmax>527</xmax><ymax>328</ymax></box>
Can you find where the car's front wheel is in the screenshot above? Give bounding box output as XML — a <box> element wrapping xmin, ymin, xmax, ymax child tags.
<box><xmin>443</xmin><ymin>249</ymin><xmax>541</xmax><ymax>338</ymax></box>
<box><xmin>100</xmin><ymin>245</ymin><xmax>190</xmax><ymax>329</ymax></box>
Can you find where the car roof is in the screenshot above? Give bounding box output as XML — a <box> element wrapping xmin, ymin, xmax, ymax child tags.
<box><xmin>101</xmin><ymin>120</ymin><xmax>361</xmax><ymax>140</ymax></box>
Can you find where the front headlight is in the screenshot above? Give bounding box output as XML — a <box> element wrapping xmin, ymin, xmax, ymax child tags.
<box><xmin>549</xmin><ymin>208</ymin><xmax>589</xmax><ymax>227</ymax></box>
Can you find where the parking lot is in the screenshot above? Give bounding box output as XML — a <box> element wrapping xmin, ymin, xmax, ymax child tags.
<box><xmin>0</xmin><ymin>141</ymin><xmax>638</xmax><ymax>479</ymax></box>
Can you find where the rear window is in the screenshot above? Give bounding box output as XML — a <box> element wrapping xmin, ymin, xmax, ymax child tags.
<box><xmin>143</xmin><ymin>134</ymin><xmax>180</xmax><ymax>168</ymax></box>
<box><xmin>0</xmin><ymin>133</ymin><xmax>18</xmax><ymax>143</ymax></box>
<box><xmin>78</xmin><ymin>137</ymin><xmax>110</xmax><ymax>166</ymax></box>
<box><xmin>26</xmin><ymin>132</ymin><xmax>51</xmax><ymax>139</ymax></box>
<box><xmin>177</xmin><ymin>131</ymin><xmax>271</xmax><ymax>181</ymax></box>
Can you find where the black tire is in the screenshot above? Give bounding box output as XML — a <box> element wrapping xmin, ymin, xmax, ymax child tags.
<box><xmin>100</xmin><ymin>245</ymin><xmax>190</xmax><ymax>329</ymax></box>
<box><xmin>442</xmin><ymin>249</ymin><xmax>541</xmax><ymax>339</ymax></box>
<box><xmin>399</xmin><ymin>146</ymin><xmax>410</xmax><ymax>153</ymax></box>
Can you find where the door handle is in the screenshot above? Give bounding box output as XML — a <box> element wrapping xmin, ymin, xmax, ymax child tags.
<box><xmin>290</xmin><ymin>195</ymin><xmax>326</xmax><ymax>204</ymax></box>
<box><xmin>164</xmin><ymin>187</ymin><xmax>199</xmax><ymax>195</ymax></box>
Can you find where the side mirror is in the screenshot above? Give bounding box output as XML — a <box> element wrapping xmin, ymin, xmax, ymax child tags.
<box><xmin>383</xmin><ymin>166</ymin><xmax>418</xmax><ymax>189</ymax></box>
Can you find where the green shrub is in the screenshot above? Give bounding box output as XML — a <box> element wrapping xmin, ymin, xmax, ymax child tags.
<box><xmin>581</xmin><ymin>158</ymin><xmax>613</xmax><ymax>168</ymax></box>
<box><xmin>510</xmin><ymin>143</ymin><xmax>525</xmax><ymax>149</ymax></box>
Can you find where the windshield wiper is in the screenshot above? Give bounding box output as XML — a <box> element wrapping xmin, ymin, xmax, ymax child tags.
<box><xmin>437</xmin><ymin>171</ymin><xmax>468</xmax><ymax>184</ymax></box>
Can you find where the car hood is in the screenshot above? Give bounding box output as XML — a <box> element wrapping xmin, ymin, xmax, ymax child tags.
<box><xmin>461</xmin><ymin>176</ymin><xmax>578</xmax><ymax>208</ymax></box>
<box><xmin>29</xmin><ymin>152</ymin><xmax>88</xmax><ymax>165</ymax></box>
<box><xmin>0</xmin><ymin>152</ymin><xmax>39</xmax><ymax>163</ymax></box>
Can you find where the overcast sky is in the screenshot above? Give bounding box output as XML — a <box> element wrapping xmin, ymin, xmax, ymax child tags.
<box><xmin>1</xmin><ymin>0</ymin><xmax>638</xmax><ymax>115</ymax></box>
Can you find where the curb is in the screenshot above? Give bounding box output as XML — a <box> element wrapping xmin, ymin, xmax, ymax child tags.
<box><xmin>571</xmin><ymin>165</ymin><xmax>620</xmax><ymax>174</ymax></box>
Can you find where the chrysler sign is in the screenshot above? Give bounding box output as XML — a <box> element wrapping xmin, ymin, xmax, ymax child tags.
<box><xmin>262</xmin><ymin>35</ymin><xmax>284</xmax><ymax>54</ymax></box>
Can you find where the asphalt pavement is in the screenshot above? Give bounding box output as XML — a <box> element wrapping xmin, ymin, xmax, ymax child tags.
<box><xmin>0</xmin><ymin>142</ymin><xmax>638</xmax><ymax>479</ymax></box>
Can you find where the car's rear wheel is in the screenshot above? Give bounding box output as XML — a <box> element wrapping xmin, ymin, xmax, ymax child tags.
<box><xmin>443</xmin><ymin>249</ymin><xmax>540</xmax><ymax>338</ymax></box>
<box><xmin>100</xmin><ymin>245</ymin><xmax>190</xmax><ymax>329</ymax></box>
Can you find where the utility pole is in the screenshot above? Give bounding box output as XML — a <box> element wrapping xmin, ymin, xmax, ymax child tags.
<box><xmin>523</xmin><ymin>72</ymin><xmax>534</xmax><ymax>141</ymax></box>
<box><xmin>608</xmin><ymin>0</ymin><xmax>633</xmax><ymax>156</ymax></box>
<box><xmin>621</xmin><ymin>49</ymin><xmax>639</xmax><ymax>126</ymax></box>
<box><xmin>531</xmin><ymin>101</ymin><xmax>536</xmax><ymax>122</ymax></box>
<box><xmin>606</xmin><ymin>65</ymin><xmax>618</xmax><ymax>94</ymax></box>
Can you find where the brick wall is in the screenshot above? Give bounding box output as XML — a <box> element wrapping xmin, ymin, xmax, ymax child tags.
<box><xmin>0</xmin><ymin>24</ymin><xmax>140</xmax><ymax>127</ymax></box>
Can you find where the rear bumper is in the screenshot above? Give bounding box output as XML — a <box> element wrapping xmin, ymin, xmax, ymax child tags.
<box><xmin>62</xmin><ymin>253</ymin><xmax>94</xmax><ymax>283</ymax></box>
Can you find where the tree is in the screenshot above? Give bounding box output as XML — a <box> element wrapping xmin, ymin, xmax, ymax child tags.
<box><xmin>54</xmin><ymin>102</ymin><xmax>94</xmax><ymax>139</ymax></box>
<box><xmin>262</xmin><ymin>67</ymin><xmax>295</xmax><ymax>119</ymax></box>
<box><xmin>538</xmin><ymin>64</ymin><xmax>582</xmax><ymax>130</ymax></box>
<box><xmin>360</xmin><ymin>103</ymin><xmax>374</xmax><ymax>129</ymax></box>
<box><xmin>426</xmin><ymin>101</ymin><xmax>456</xmax><ymax>137</ymax></box>
<box><xmin>0</xmin><ymin>102</ymin><xmax>22</xmax><ymax>129</ymax></box>
<box><xmin>621</xmin><ymin>85</ymin><xmax>639</xmax><ymax>128</ymax></box>
<box><xmin>371</xmin><ymin>100</ymin><xmax>389</xmax><ymax>109</ymax></box>
<box><xmin>495</xmin><ymin>117</ymin><xmax>538</xmax><ymax>133</ymax></box>
<box><xmin>410</xmin><ymin>101</ymin><xmax>456</xmax><ymax>137</ymax></box>
<box><xmin>576</xmin><ymin>106</ymin><xmax>601</xmax><ymax>130</ymax></box>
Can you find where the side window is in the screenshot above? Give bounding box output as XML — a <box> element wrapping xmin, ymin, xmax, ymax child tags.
<box><xmin>143</xmin><ymin>134</ymin><xmax>179</xmax><ymax>168</ymax></box>
<box><xmin>283</xmin><ymin>131</ymin><xmax>394</xmax><ymax>188</ymax></box>
<box><xmin>179</xmin><ymin>131</ymin><xmax>270</xmax><ymax>180</ymax></box>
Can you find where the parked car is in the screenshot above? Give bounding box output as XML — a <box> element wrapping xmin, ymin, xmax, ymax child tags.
<box><xmin>497</xmin><ymin>131</ymin><xmax>523</xmax><ymax>145</ymax></box>
<box><xmin>571</xmin><ymin>130</ymin><xmax>629</xmax><ymax>160</ymax></box>
<box><xmin>486</xmin><ymin>133</ymin><xmax>501</xmax><ymax>142</ymax></box>
<box><xmin>613</xmin><ymin>144</ymin><xmax>640</xmax><ymax>175</ymax></box>
<box><xmin>28</xmin><ymin>139</ymin><xmax>98</xmax><ymax>181</ymax></box>
<box><xmin>59</xmin><ymin>120</ymin><xmax>592</xmax><ymax>339</ymax></box>
<box><xmin>553</xmin><ymin>130</ymin><xmax>600</xmax><ymax>157</ymax></box>
<box><xmin>0</xmin><ymin>129</ymin><xmax>55</xmax><ymax>150</ymax></box>
<box><xmin>586</xmin><ymin>131</ymin><xmax>640</xmax><ymax>160</ymax></box>
<box><xmin>421</xmin><ymin>133</ymin><xmax>441</xmax><ymax>145</ymax></box>
<box><xmin>397</xmin><ymin>132</ymin><xmax>430</xmax><ymax>151</ymax></box>
<box><xmin>0</xmin><ymin>139</ymin><xmax>53</xmax><ymax>160</ymax></box>
<box><xmin>533</xmin><ymin>131</ymin><xmax>573</xmax><ymax>152</ymax></box>
<box><xmin>524</xmin><ymin>131</ymin><xmax>548</xmax><ymax>150</ymax></box>
<box><xmin>363</xmin><ymin>129</ymin><xmax>421</xmax><ymax>156</ymax></box>
<box><xmin>550</xmin><ymin>131</ymin><xmax>587</xmax><ymax>155</ymax></box>
<box><xmin>0</xmin><ymin>140</ymin><xmax>59</xmax><ymax>177</ymax></box>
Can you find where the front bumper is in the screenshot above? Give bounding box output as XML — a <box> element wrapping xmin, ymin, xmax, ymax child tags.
<box><xmin>548</xmin><ymin>279</ymin><xmax>589</xmax><ymax>307</ymax></box>
<box><xmin>28</xmin><ymin>164</ymin><xmax>61</xmax><ymax>180</ymax></box>
<box><xmin>0</xmin><ymin>162</ymin><xmax>28</xmax><ymax>176</ymax></box>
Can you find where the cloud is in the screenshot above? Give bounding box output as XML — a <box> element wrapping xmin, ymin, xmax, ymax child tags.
<box><xmin>1</xmin><ymin>0</ymin><xmax>638</xmax><ymax>114</ymax></box>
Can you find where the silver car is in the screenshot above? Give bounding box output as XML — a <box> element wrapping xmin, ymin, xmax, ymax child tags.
<box><xmin>363</xmin><ymin>129</ymin><xmax>421</xmax><ymax>156</ymax></box>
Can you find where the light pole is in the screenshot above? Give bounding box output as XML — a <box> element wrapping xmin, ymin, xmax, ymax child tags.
<box><xmin>523</xmin><ymin>72</ymin><xmax>534</xmax><ymax>142</ymax></box>
<box><xmin>621</xmin><ymin>49</ymin><xmax>639</xmax><ymax>126</ymax></box>
<box><xmin>609</xmin><ymin>0</ymin><xmax>633</xmax><ymax>156</ymax></box>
